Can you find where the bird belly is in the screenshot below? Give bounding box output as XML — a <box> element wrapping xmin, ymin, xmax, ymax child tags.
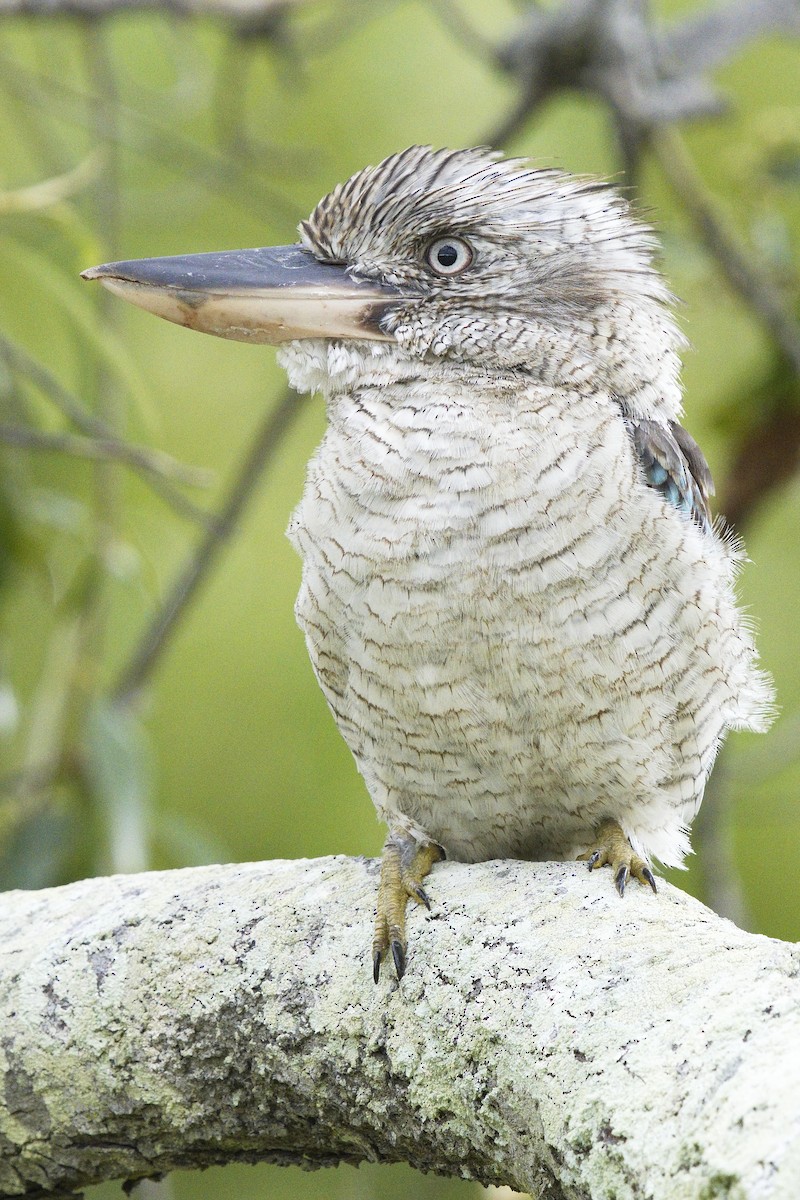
<box><xmin>293</xmin><ymin>565</ymin><xmax>677</xmax><ymax>863</ymax></box>
<box><xmin>288</xmin><ymin>389</ymin><xmax>771</xmax><ymax>869</ymax></box>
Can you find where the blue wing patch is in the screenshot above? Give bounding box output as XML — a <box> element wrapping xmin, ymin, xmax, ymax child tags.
<box><xmin>628</xmin><ymin>418</ymin><xmax>714</xmax><ymax>532</ymax></box>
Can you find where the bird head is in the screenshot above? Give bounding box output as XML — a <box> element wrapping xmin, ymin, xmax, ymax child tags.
<box><xmin>83</xmin><ymin>146</ymin><xmax>684</xmax><ymax>414</ymax></box>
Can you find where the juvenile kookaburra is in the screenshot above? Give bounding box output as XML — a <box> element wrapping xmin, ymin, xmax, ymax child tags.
<box><xmin>84</xmin><ymin>146</ymin><xmax>773</xmax><ymax>981</ymax></box>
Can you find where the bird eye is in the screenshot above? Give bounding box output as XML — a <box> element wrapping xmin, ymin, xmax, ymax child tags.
<box><xmin>425</xmin><ymin>236</ymin><xmax>473</xmax><ymax>277</ymax></box>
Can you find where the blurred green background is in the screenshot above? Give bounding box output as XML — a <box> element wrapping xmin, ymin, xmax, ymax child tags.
<box><xmin>0</xmin><ymin>2</ymin><xmax>798</xmax><ymax>1198</ymax></box>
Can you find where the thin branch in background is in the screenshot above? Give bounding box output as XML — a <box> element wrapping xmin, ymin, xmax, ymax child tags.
<box><xmin>660</xmin><ymin>0</ymin><xmax>800</xmax><ymax>75</ymax></box>
<box><xmin>0</xmin><ymin>50</ymin><xmax>300</xmax><ymax>225</ymax></box>
<box><xmin>485</xmin><ymin>0</ymin><xmax>724</xmax><ymax>154</ymax></box>
<box><xmin>484</xmin><ymin>79</ymin><xmax>547</xmax><ymax>150</ymax></box>
<box><xmin>425</xmin><ymin>0</ymin><xmax>500</xmax><ymax>62</ymax></box>
<box><xmin>0</xmin><ymin>333</ymin><xmax>210</xmax><ymax>483</ymax></box>
<box><xmin>610</xmin><ymin>108</ymin><xmax>646</xmax><ymax>193</ymax></box>
<box><xmin>111</xmin><ymin>388</ymin><xmax>302</xmax><ymax>708</ymax></box>
<box><xmin>0</xmin><ymin>333</ymin><xmax>115</xmax><ymax>443</ymax></box>
<box><xmin>712</xmin><ymin>353</ymin><xmax>800</xmax><ymax>530</ymax></box>
<box><xmin>0</xmin><ymin>333</ymin><xmax>216</xmax><ymax>527</ymax></box>
<box><xmin>485</xmin><ymin>0</ymin><xmax>800</xmax><ymax>189</ymax></box>
<box><xmin>119</xmin><ymin>468</ymin><xmax>220</xmax><ymax>530</ymax></box>
<box><xmin>298</xmin><ymin>0</ymin><xmax>392</xmax><ymax>58</ymax></box>
<box><xmin>651</xmin><ymin>127</ymin><xmax>800</xmax><ymax>378</ymax></box>
<box><xmin>0</xmin><ymin>424</ymin><xmax>221</xmax><ymax>530</ymax></box>
<box><xmin>0</xmin><ymin>421</ymin><xmax>188</xmax><ymax>467</ymax></box>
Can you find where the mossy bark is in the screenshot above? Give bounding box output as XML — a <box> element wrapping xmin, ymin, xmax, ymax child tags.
<box><xmin>1</xmin><ymin>857</ymin><xmax>799</xmax><ymax>1199</ymax></box>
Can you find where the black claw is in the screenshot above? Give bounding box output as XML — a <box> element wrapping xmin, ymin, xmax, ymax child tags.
<box><xmin>615</xmin><ymin>863</ymin><xmax>629</xmax><ymax>897</ymax></box>
<box><xmin>373</xmin><ymin>949</ymin><xmax>382</xmax><ymax>984</ymax></box>
<box><xmin>586</xmin><ymin>850</ymin><xmax>601</xmax><ymax>871</ymax></box>
<box><xmin>391</xmin><ymin>939</ymin><xmax>406</xmax><ymax>980</ymax></box>
<box><xmin>412</xmin><ymin>885</ymin><xmax>431</xmax><ymax>910</ymax></box>
<box><xmin>643</xmin><ymin>866</ymin><xmax>658</xmax><ymax>894</ymax></box>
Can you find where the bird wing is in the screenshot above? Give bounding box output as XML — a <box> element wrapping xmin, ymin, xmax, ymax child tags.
<box><xmin>627</xmin><ymin>417</ymin><xmax>714</xmax><ymax>532</ymax></box>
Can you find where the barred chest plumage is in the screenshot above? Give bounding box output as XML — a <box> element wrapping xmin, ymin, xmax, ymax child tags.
<box><xmin>286</xmin><ymin>360</ymin><xmax>766</xmax><ymax>871</ymax></box>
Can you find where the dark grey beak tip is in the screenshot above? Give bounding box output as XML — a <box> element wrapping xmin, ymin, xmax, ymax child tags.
<box><xmin>79</xmin><ymin>245</ymin><xmax>405</xmax><ymax>295</ymax></box>
<box><xmin>77</xmin><ymin>245</ymin><xmax>407</xmax><ymax>345</ymax></box>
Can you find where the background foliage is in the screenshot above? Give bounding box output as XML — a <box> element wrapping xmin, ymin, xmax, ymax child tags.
<box><xmin>0</xmin><ymin>2</ymin><xmax>798</xmax><ymax>1198</ymax></box>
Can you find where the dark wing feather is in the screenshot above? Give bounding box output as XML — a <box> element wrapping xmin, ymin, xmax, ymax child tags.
<box><xmin>628</xmin><ymin>418</ymin><xmax>714</xmax><ymax>532</ymax></box>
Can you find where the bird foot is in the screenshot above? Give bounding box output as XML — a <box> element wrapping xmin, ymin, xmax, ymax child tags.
<box><xmin>373</xmin><ymin>834</ymin><xmax>445</xmax><ymax>982</ymax></box>
<box><xmin>578</xmin><ymin>819</ymin><xmax>657</xmax><ymax>897</ymax></box>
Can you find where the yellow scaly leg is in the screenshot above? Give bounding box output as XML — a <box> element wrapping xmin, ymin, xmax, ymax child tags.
<box><xmin>373</xmin><ymin>834</ymin><xmax>445</xmax><ymax>982</ymax></box>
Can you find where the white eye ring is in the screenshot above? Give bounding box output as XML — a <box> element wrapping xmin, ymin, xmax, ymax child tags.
<box><xmin>425</xmin><ymin>236</ymin><xmax>474</xmax><ymax>276</ymax></box>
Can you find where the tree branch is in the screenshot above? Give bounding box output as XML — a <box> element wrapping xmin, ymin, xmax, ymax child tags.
<box><xmin>2</xmin><ymin>857</ymin><xmax>799</xmax><ymax>1199</ymax></box>
<box><xmin>110</xmin><ymin>387</ymin><xmax>301</xmax><ymax>707</ymax></box>
<box><xmin>651</xmin><ymin>128</ymin><xmax>800</xmax><ymax>377</ymax></box>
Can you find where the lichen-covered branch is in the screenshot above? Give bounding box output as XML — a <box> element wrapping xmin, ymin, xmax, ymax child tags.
<box><xmin>1</xmin><ymin>857</ymin><xmax>799</xmax><ymax>1199</ymax></box>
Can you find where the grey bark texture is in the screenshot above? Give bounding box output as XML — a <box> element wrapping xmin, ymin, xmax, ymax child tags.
<box><xmin>1</xmin><ymin>856</ymin><xmax>799</xmax><ymax>1200</ymax></box>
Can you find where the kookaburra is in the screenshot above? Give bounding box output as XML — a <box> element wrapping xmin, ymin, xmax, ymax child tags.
<box><xmin>84</xmin><ymin>146</ymin><xmax>773</xmax><ymax>981</ymax></box>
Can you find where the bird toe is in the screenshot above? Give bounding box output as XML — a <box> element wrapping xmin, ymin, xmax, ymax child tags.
<box><xmin>579</xmin><ymin>819</ymin><xmax>658</xmax><ymax>897</ymax></box>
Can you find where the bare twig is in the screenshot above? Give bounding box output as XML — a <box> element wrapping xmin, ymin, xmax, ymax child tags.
<box><xmin>484</xmin><ymin>79</ymin><xmax>547</xmax><ymax>150</ymax></box>
<box><xmin>651</xmin><ymin>127</ymin><xmax>800</xmax><ymax>377</ymax></box>
<box><xmin>0</xmin><ymin>51</ymin><xmax>300</xmax><ymax>225</ymax></box>
<box><xmin>486</xmin><ymin>0</ymin><xmax>725</xmax><ymax>155</ymax></box>
<box><xmin>716</xmin><ymin>366</ymin><xmax>800</xmax><ymax>531</ymax></box>
<box><xmin>0</xmin><ymin>419</ymin><xmax>205</xmax><ymax>487</ymax></box>
<box><xmin>0</xmin><ymin>336</ymin><xmax>215</xmax><ymax>527</ymax></box>
<box><xmin>0</xmin><ymin>334</ymin><xmax>112</xmax><ymax>445</ymax></box>
<box><xmin>486</xmin><ymin>0</ymin><xmax>800</xmax><ymax>193</ymax></box>
<box><xmin>0</xmin><ymin>422</ymin><xmax>220</xmax><ymax>530</ymax></box>
<box><xmin>425</xmin><ymin>0</ymin><xmax>499</xmax><ymax>61</ymax></box>
<box><xmin>111</xmin><ymin>388</ymin><xmax>302</xmax><ymax>707</ymax></box>
<box><xmin>661</xmin><ymin>0</ymin><xmax>800</xmax><ymax>74</ymax></box>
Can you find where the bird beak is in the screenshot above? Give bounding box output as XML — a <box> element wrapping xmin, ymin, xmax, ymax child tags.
<box><xmin>81</xmin><ymin>244</ymin><xmax>403</xmax><ymax>344</ymax></box>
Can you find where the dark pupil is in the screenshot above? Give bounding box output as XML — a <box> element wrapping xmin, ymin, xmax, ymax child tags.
<box><xmin>436</xmin><ymin>243</ymin><xmax>459</xmax><ymax>267</ymax></box>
